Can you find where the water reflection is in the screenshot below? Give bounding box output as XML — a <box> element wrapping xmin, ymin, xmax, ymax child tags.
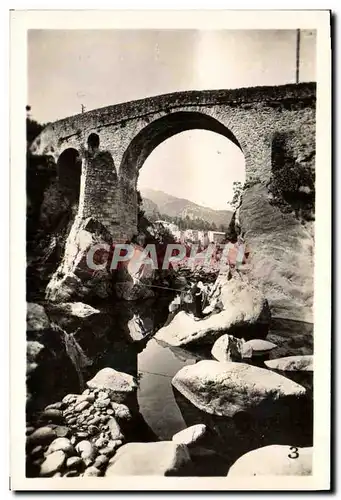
<box><xmin>137</xmin><ymin>317</ymin><xmax>314</xmax><ymax>446</ymax></box>
<box><xmin>29</xmin><ymin>296</ymin><xmax>172</xmax><ymax>411</ymax></box>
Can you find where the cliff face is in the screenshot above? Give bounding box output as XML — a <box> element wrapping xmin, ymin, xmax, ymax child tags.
<box><xmin>237</xmin><ymin>106</ymin><xmax>315</xmax><ymax>324</ymax></box>
<box><xmin>239</xmin><ymin>184</ymin><xmax>314</xmax><ymax>323</ymax></box>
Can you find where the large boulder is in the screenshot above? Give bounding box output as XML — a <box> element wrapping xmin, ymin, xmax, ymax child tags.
<box><xmin>172</xmin><ymin>360</ymin><xmax>306</xmax><ymax>417</ymax></box>
<box><xmin>105</xmin><ymin>441</ymin><xmax>191</xmax><ymax>476</ymax></box>
<box><xmin>86</xmin><ymin>368</ymin><xmax>137</xmax><ymax>404</ymax></box>
<box><xmin>227</xmin><ymin>445</ymin><xmax>312</xmax><ymax>476</ymax></box>
<box><xmin>155</xmin><ymin>278</ymin><xmax>270</xmax><ymax>347</ymax></box>
<box><xmin>265</xmin><ymin>355</ymin><xmax>313</xmax><ymax>372</ymax></box>
<box><xmin>211</xmin><ymin>335</ymin><xmax>277</xmax><ymax>362</ymax></box>
<box><xmin>46</xmin><ymin>217</ymin><xmax>113</xmax><ymax>302</ymax></box>
<box><xmin>211</xmin><ymin>335</ymin><xmax>250</xmax><ymax>362</ymax></box>
<box><xmin>27</xmin><ymin>303</ymin><xmax>50</xmax><ymax>334</ymax></box>
<box><xmin>239</xmin><ymin>183</ymin><xmax>314</xmax><ymax>323</ymax></box>
<box><xmin>26</xmin><ymin>325</ymin><xmax>84</xmax><ymax>415</ymax></box>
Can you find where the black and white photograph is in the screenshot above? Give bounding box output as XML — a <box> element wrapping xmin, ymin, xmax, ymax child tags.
<box><xmin>10</xmin><ymin>9</ymin><xmax>331</xmax><ymax>491</ymax></box>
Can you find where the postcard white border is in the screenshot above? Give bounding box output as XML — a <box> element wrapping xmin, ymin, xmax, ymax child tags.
<box><xmin>10</xmin><ymin>9</ymin><xmax>331</xmax><ymax>491</ymax></box>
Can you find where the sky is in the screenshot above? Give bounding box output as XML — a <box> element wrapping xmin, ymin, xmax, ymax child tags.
<box><xmin>28</xmin><ymin>29</ymin><xmax>316</xmax><ymax>209</ymax></box>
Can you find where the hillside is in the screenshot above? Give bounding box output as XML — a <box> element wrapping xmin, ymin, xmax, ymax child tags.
<box><xmin>141</xmin><ymin>188</ymin><xmax>233</xmax><ymax>228</ymax></box>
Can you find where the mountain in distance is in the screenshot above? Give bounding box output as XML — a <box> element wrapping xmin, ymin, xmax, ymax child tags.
<box><xmin>140</xmin><ymin>188</ymin><xmax>233</xmax><ymax>228</ymax></box>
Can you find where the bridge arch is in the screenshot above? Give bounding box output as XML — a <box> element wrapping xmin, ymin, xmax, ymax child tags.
<box><xmin>56</xmin><ymin>147</ymin><xmax>82</xmax><ymax>202</ymax></box>
<box><xmin>118</xmin><ymin>110</ymin><xmax>250</xmax><ymax>240</ymax></box>
<box><xmin>119</xmin><ymin>111</ymin><xmax>248</xmax><ymax>187</ymax></box>
<box><xmin>87</xmin><ymin>132</ymin><xmax>100</xmax><ymax>154</ymax></box>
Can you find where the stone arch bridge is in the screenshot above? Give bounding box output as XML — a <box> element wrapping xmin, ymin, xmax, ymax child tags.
<box><xmin>31</xmin><ymin>82</ymin><xmax>316</xmax><ymax>322</ymax></box>
<box><xmin>32</xmin><ymin>82</ymin><xmax>315</xmax><ymax>242</ymax></box>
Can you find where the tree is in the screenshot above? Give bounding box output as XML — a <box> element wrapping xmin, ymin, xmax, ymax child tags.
<box><xmin>229</xmin><ymin>181</ymin><xmax>244</xmax><ymax>209</ymax></box>
<box><xmin>26</xmin><ymin>106</ymin><xmax>47</xmax><ymax>147</ymax></box>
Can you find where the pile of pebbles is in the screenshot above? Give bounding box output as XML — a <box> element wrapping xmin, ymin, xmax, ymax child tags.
<box><xmin>26</xmin><ymin>387</ymin><xmax>133</xmax><ymax>477</ymax></box>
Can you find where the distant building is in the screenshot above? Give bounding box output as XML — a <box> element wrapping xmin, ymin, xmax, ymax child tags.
<box><xmin>198</xmin><ymin>230</ymin><xmax>210</xmax><ymax>248</ymax></box>
<box><xmin>208</xmin><ymin>231</ymin><xmax>226</xmax><ymax>244</ymax></box>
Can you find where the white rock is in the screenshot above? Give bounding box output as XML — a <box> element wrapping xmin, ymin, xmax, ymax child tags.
<box><xmin>62</xmin><ymin>394</ymin><xmax>78</xmax><ymax>404</ymax></box>
<box><xmin>74</xmin><ymin>401</ymin><xmax>90</xmax><ymax>412</ymax></box>
<box><xmin>75</xmin><ymin>440</ymin><xmax>96</xmax><ymax>465</ymax></box>
<box><xmin>243</xmin><ymin>339</ymin><xmax>277</xmax><ymax>356</ymax></box>
<box><xmin>227</xmin><ymin>445</ymin><xmax>312</xmax><ymax>476</ymax></box>
<box><xmin>107</xmin><ymin>417</ymin><xmax>123</xmax><ymax>441</ymax></box>
<box><xmin>105</xmin><ymin>441</ymin><xmax>190</xmax><ymax>476</ymax></box>
<box><xmin>66</xmin><ymin>456</ymin><xmax>83</xmax><ymax>469</ymax></box>
<box><xmin>211</xmin><ymin>335</ymin><xmax>246</xmax><ymax>362</ymax></box>
<box><xmin>83</xmin><ymin>466</ymin><xmax>101</xmax><ymax>476</ymax></box>
<box><xmin>87</xmin><ymin>368</ymin><xmax>137</xmax><ymax>403</ymax></box>
<box><xmin>265</xmin><ymin>355</ymin><xmax>313</xmax><ymax>372</ymax></box>
<box><xmin>64</xmin><ymin>302</ymin><xmax>100</xmax><ymax>318</ymax></box>
<box><xmin>46</xmin><ymin>437</ymin><xmax>73</xmax><ymax>456</ymax></box>
<box><xmin>172</xmin><ymin>360</ymin><xmax>306</xmax><ymax>417</ymax></box>
<box><xmin>155</xmin><ymin>278</ymin><xmax>270</xmax><ymax>347</ymax></box>
<box><xmin>40</xmin><ymin>450</ymin><xmax>66</xmax><ymax>477</ymax></box>
<box><xmin>172</xmin><ymin>424</ymin><xmax>206</xmax><ymax>446</ymax></box>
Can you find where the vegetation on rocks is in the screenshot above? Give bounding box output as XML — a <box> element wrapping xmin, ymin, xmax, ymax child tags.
<box><xmin>268</xmin><ymin>131</ymin><xmax>315</xmax><ymax>224</ymax></box>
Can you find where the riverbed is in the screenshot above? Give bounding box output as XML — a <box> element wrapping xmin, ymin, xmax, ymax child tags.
<box><xmin>27</xmin><ymin>293</ymin><xmax>313</xmax><ymax>477</ymax></box>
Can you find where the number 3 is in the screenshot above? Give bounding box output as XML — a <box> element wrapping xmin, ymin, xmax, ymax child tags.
<box><xmin>288</xmin><ymin>446</ymin><xmax>299</xmax><ymax>459</ymax></box>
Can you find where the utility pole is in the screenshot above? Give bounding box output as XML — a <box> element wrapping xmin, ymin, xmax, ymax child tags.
<box><xmin>81</xmin><ymin>104</ymin><xmax>86</xmax><ymax>113</ymax></box>
<box><xmin>296</xmin><ymin>29</ymin><xmax>301</xmax><ymax>84</ymax></box>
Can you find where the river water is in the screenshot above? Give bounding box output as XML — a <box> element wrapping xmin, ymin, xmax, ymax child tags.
<box><xmin>28</xmin><ymin>296</ymin><xmax>313</xmax><ymax>475</ymax></box>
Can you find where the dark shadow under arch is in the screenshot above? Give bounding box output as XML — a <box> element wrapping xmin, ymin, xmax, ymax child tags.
<box><xmin>120</xmin><ymin>111</ymin><xmax>244</xmax><ymax>182</ymax></box>
<box><xmin>57</xmin><ymin>147</ymin><xmax>82</xmax><ymax>202</ymax></box>
<box><xmin>88</xmin><ymin>132</ymin><xmax>100</xmax><ymax>153</ymax></box>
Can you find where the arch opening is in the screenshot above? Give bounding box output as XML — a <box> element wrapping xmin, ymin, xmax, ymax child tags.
<box><xmin>117</xmin><ymin>111</ymin><xmax>246</xmax><ymax>243</ymax></box>
<box><xmin>87</xmin><ymin>133</ymin><xmax>100</xmax><ymax>153</ymax></box>
<box><xmin>57</xmin><ymin>148</ymin><xmax>82</xmax><ymax>203</ymax></box>
<box><xmin>137</xmin><ymin>129</ymin><xmax>245</xmax><ymax>237</ymax></box>
<box><xmin>120</xmin><ymin>111</ymin><xmax>244</xmax><ymax>184</ymax></box>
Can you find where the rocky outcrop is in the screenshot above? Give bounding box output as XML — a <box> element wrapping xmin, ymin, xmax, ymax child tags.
<box><xmin>86</xmin><ymin>367</ymin><xmax>137</xmax><ymax>404</ymax></box>
<box><xmin>115</xmin><ymin>244</ymin><xmax>155</xmax><ymax>301</ymax></box>
<box><xmin>105</xmin><ymin>441</ymin><xmax>191</xmax><ymax>476</ymax></box>
<box><xmin>239</xmin><ymin>183</ymin><xmax>314</xmax><ymax>323</ymax></box>
<box><xmin>155</xmin><ymin>277</ymin><xmax>270</xmax><ymax>347</ymax></box>
<box><xmin>227</xmin><ymin>445</ymin><xmax>312</xmax><ymax>476</ymax></box>
<box><xmin>265</xmin><ymin>355</ymin><xmax>313</xmax><ymax>372</ymax></box>
<box><xmin>172</xmin><ymin>360</ymin><xmax>306</xmax><ymax>417</ymax></box>
<box><xmin>27</xmin><ymin>303</ymin><xmax>50</xmax><ymax>335</ymax></box>
<box><xmin>45</xmin><ymin>217</ymin><xmax>113</xmax><ymax>303</ymax></box>
<box><xmin>26</xmin><ymin>308</ymin><xmax>81</xmax><ymax>414</ymax></box>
